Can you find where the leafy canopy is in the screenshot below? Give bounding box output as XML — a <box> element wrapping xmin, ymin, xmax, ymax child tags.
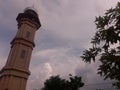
<box><xmin>42</xmin><ymin>74</ymin><xmax>84</xmax><ymax>90</ymax></box>
<box><xmin>81</xmin><ymin>2</ymin><xmax>120</xmax><ymax>89</ymax></box>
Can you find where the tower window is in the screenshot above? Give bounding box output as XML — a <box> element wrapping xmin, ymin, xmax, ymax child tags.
<box><xmin>20</xmin><ymin>50</ymin><xmax>26</xmax><ymax>59</ymax></box>
<box><xmin>26</xmin><ymin>31</ymin><xmax>30</xmax><ymax>38</ymax></box>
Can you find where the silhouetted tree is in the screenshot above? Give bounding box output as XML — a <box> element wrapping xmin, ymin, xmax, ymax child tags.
<box><xmin>42</xmin><ymin>74</ymin><xmax>84</xmax><ymax>90</ymax></box>
<box><xmin>81</xmin><ymin>2</ymin><xmax>120</xmax><ymax>89</ymax></box>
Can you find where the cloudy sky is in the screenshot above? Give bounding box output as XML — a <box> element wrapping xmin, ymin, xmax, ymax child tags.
<box><xmin>0</xmin><ymin>0</ymin><xmax>119</xmax><ymax>90</ymax></box>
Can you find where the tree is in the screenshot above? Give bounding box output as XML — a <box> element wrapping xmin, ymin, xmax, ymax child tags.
<box><xmin>42</xmin><ymin>74</ymin><xmax>84</xmax><ymax>90</ymax></box>
<box><xmin>81</xmin><ymin>2</ymin><xmax>120</xmax><ymax>89</ymax></box>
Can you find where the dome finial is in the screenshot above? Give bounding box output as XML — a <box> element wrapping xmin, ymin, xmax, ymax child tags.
<box><xmin>24</xmin><ymin>6</ymin><xmax>38</xmax><ymax>14</ymax></box>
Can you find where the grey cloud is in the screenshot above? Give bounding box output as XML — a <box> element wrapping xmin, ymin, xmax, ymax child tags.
<box><xmin>41</xmin><ymin>0</ymin><xmax>61</xmax><ymax>10</ymax></box>
<box><xmin>36</xmin><ymin>0</ymin><xmax>98</xmax><ymax>50</ymax></box>
<box><xmin>75</xmin><ymin>62</ymin><xmax>116</xmax><ymax>90</ymax></box>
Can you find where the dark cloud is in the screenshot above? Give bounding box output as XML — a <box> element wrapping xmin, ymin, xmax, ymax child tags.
<box><xmin>0</xmin><ymin>27</ymin><xmax>16</xmax><ymax>43</ymax></box>
<box><xmin>35</xmin><ymin>29</ymin><xmax>69</xmax><ymax>50</ymax></box>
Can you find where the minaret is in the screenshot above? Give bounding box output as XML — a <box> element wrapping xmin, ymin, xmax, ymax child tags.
<box><xmin>0</xmin><ymin>8</ymin><xmax>41</xmax><ymax>90</ymax></box>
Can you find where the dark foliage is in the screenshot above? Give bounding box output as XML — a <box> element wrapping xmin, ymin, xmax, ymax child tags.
<box><xmin>81</xmin><ymin>2</ymin><xmax>120</xmax><ymax>89</ymax></box>
<box><xmin>42</xmin><ymin>74</ymin><xmax>84</xmax><ymax>90</ymax></box>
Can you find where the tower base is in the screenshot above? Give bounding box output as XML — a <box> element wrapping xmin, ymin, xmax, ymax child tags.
<box><xmin>0</xmin><ymin>67</ymin><xmax>30</xmax><ymax>90</ymax></box>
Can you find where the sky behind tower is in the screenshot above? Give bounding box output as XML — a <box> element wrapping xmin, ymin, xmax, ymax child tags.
<box><xmin>0</xmin><ymin>0</ymin><xmax>119</xmax><ymax>90</ymax></box>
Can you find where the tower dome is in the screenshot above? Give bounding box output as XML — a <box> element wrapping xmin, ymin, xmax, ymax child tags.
<box><xmin>24</xmin><ymin>7</ymin><xmax>38</xmax><ymax>17</ymax></box>
<box><xmin>16</xmin><ymin>7</ymin><xmax>41</xmax><ymax>29</ymax></box>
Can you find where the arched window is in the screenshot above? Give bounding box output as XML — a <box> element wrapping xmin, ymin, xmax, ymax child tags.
<box><xmin>26</xmin><ymin>31</ymin><xmax>30</xmax><ymax>38</ymax></box>
<box><xmin>20</xmin><ymin>50</ymin><xmax>26</xmax><ymax>59</ymax></box>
